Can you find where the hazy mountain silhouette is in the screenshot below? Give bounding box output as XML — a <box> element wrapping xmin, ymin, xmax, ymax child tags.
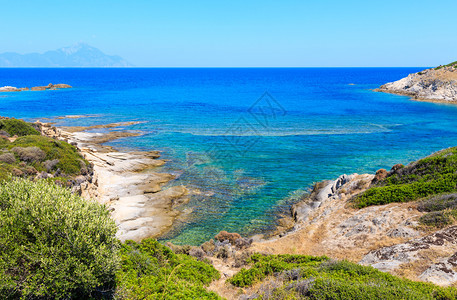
<box><xmin>0</xmin><ymin>43</ymin><xmax>133</xmax><ymax>67</ymax></box>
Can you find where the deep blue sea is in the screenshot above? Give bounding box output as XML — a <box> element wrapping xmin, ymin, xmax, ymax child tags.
<box><xmin>2</xmin><ymin>68</ymin><xmax>457</xmax><ymax>245</ymax></box>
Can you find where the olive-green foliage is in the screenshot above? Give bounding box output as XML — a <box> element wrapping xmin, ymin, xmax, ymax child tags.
<box><xmin>0</xmin><ymin>118</ymin><xmax>40</xmax><ymax>136</ymax></box>
<box><xmin>0</xmin><ymin>135</ymin><xmax>89</xmax><ymax>176</ymax></box>
<box><xmin>228</xmin><ymin>254</ymin><xmax>328</xmax><ymax>287</ymax></box>
<box><xmin>0</xmin><ymin>178</ymin><xmax>119</xmax><ymax>299</ymax></box>
<box><xmin>417</xmin><ymin>193</ymin><xmax>457</xmax><ymax>228</ymax></box>
<box><xmin>353</xmin><ymin>147</ymin><xmax>457</xmax><ymax>208</ymax></box>
<box><xmin>116</xmin><ymin>239</ymin><xmax>221</xmax><ymax>300</ymax></box>
<box><xmin>231</xmin><ymin>255</ymin><xmax>457</xmax><ymax>299</ymax></box>
<box><xmin>435</xmin><ymin>61</ymin><xmax>457</xmax><ymax>70</ymax></box>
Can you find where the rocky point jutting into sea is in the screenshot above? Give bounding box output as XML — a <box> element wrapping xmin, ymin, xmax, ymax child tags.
<box><xmin>376</xmin><ymin>62</ymin><xmax>457</xmax><ymax>102</ymax></box>
<box><xmin>0</xmin><ymin>83</ymin><xmax>72</xmax><ymax>92</ymax></box>
<box><xmin>37</xmin><ymin>119</ymin><xmax>189</xmax><ymax>242</ymax></box>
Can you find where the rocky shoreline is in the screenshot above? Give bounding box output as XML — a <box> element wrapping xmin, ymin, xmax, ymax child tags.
<box><xmin>35</xmin><ymin>116</ymin><xmax>457</xmax><ymax>289</ymax></box>
<box><xmin>376</xmin><ymin>64</ymin><xmax>457</xmax><ymax>102</ymax></box>
<box><xmin>37</xmin><ymin>119</ymin><xmax>189</xmax><ymax>242</ymax></box>
<box><xmin>0</xmin><ymin>83</ymin><xmax>71</xmax><ymax>92</ymax></box>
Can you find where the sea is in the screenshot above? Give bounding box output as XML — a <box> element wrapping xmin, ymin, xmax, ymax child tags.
<box><xmin>2</xmin><ymin>67</ymin><xmax>457</xmax><ymax>245</ymax></box>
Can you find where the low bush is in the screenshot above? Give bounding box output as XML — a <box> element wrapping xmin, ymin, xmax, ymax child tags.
<box><xmin>231</xmin><ymin>256</ymin><xmax>457</xmax><ymax>299</ymax></box>
<box><xmin>0</xmin><ymin>178</ymin><xmax>119</xmax><ymax>299</ymax></box>
<box><xmin>116</xmin><ymin>239</ymin><xmax>221</xmax><ymax>299</ymax></box>
<box><xmin>0</xmin><ymin>118</ymin><xmax>40</xmax><ymax>136</ymax></box>
<box><xmin>6</xmin><ymin>135</ymin><xmax>90</xmax><ymax>176</ymax></box>
<box><xmin>0</xmin><ymin>153</ymin><xmax>16</xmax><ymax>164</ymax></box>
<box><xmin>228</xmin><ymin>254</ymin><xmax>328</xmax><ymax>287</ymax></box>
<box><xmin>353</xmin><ymin>147</ymin><xmax>457</xmax><ymax>208</ymax></box>
<box><xmin>418</xmin><ymin>193</ymin><xmax>457</xmax><ymax>212</ymax></box>
<box><xmin>12</xmin><ymin>146</ymin><xmax>46</xmax><ymax>162</ymax></box>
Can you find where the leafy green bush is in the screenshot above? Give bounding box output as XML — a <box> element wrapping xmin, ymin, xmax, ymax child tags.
<box><xmin>228</xmin><ymin>254</ymin><xmax>328</xmax><ymax>287</ymax></box>
<box><xmin>116</xmin><ymin>239</ymin><xmax>221</xmax><ymax>299</ymax></box>
<box><xmin>7</xmin><ymin>135</ymin><xmax>89</xmax><ymax>176</ymax></box>
<box><xmin>353</xmin><ymin>147</ymin><xmax>457</xmax><ymax>208</ymax></box>
<box><xmin>0</xmin><ymin>178</ymin><xmax>119</xmax><ymax>299</ymax></box>
<box><xmin>231</xmin><ymin>256</ymin><xmax>457</xmax><ymax>299</ymax></box>
<box><xmin>0</xmin><ymin>118</ymin><xmax>40</xmax><ymax>136</ymax></box>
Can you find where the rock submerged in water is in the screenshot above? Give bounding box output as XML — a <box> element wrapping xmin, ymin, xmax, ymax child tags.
<box><xmin>0</xmin><ymin>83</ymin><xmax>71</xmax><ymax>92</ymax></box>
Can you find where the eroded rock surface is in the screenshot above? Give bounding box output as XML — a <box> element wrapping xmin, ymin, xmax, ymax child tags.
<box><xmin>377</xmin><ymin>65</ymin><xmax>457</xmax><ymax>102</ymax></box>
<box><xmin>361</xmin><ymin>226</ymin><xmax>457</xmax><ymax>285</ymax></box>
<box><xmin>251</xmin><ymin>173</ymin><xmax>423</xmax><ymax>269</ymax></box>
<box><xmin>38</xmin><ymin>121</ymin><xmax>189</xmax><ymax>242</ymax></box>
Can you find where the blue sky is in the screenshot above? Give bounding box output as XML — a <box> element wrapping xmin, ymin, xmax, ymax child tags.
<box><xmin>1</xmin><ymin>0</ymin><xmax>456</xmax><ymax>67</ymax></box>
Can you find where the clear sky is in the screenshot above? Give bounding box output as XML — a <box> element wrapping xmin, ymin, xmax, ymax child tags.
<box><xmin>1</xmin><ymin>0</ymin><xmax>456</xmax><ymax>67</ymax></box>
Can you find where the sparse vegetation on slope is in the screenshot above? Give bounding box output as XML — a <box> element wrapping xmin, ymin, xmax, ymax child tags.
<box><xmin>230</xmin><ymin>254</ymin><xmax>457</xmax><ymax>299</ymax></box>
<box><xmin>0</xmin><ymin>118</ymin><xmax>91</xmax><ymax>182</ymax></box>
<box><xmin>353</xmin><ymin>147</ymin><xmax>457</xmax><ymax>208</ymax></box>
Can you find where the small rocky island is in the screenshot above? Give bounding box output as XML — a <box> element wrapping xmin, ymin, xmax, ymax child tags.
<box><xmin>377</xmin><ymin>62</ymin><xmax>457</xmax><ymax>102</ymax></box>
<box><xmin>0</xmin><ymin>83</ymin><xmax>72</xmax><ymax>92</ymax></box>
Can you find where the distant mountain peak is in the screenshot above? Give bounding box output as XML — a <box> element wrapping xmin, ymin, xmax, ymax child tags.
<box><xmin>58</xmin><ymin>43</ymin><xmax>93</xmax><ymax>55</ymax></box>
<box><xmin>0</xmin><ymin>44</ymin><xmax>133</xmax><ymax>67</ymax></box>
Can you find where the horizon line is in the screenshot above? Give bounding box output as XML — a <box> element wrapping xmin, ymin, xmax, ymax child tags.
<box><xmin>0</xmin><ymin>66</ymin><xmax>430</xmax><ymax>69</ymax></box>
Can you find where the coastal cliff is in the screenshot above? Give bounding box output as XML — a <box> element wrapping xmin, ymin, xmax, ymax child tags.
<box><xmin>377</xmin><ymin>62</ymin><xmax>457</xmax><ymax>102</ymax></box>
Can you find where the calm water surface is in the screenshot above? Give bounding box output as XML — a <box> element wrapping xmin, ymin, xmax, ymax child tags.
<box><xmin>1</xmin><ymin>67</ymin><xmax>456</xmax><ymax>244</ymax></box>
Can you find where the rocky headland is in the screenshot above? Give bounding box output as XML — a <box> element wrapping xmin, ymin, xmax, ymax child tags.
<box><xmin>0</xmin><ymin>83</ymin><xmax>71</xmax><ymax>92</ymax></box>
<box><xmin>37</xmin><ymin>119</ymin><xmax>189</xmax><ymax>242</ymax></box>
<box><xmin>376</xmin><ymin>62</ymin><xmax>457</xmax><ymax>102</ymax></box>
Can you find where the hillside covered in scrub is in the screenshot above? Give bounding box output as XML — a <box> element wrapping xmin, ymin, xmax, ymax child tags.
<box><xmin>3</xmin><ymin>116</ymin><xmax>457</xmax><ymax>299</ymax></box>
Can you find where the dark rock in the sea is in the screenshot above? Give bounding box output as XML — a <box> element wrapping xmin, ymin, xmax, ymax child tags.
<box><xmin>215</xmin><ymin>231</ymin><xmax>242</xmax><ymax>244</ymax></box>
<box><xmin>372</xmin><ymin>169</ymin><xmax>388</xmax><ymax>184</ymax></box>
<box><xmin>0</xmin><ymin>83</ymin><xmax>72</xmax><ymax>92</ymax></box>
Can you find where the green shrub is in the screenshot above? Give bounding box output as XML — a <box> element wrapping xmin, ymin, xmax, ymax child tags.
<box><xmin>0</xmin><ymin>118</ymin><xmax>40</xmax><ymax>136</ymax></box>
<box><xmin>228</xmin><ymin>254</ymin><xmax>328</xmax><ymax>287</ymax></box>
<box><xmin>116</xmin><ymin>239</ymin><xmax>221</xmax><ymax>300</ymax></box>
<box><xmin>0</xmin><ymin>178</ymin><xmax>119</xmax><ymax>299</ymax></box>
<box><xmin>0</xmin><ymin>153</ymin><xmax>16</xmax><ymax>164</ymax></box>
<box><xmin>12</xmin><ymin>146</ymin><xmax>46</xmax><ymax>162</ymax></box>
<box><xmin>353</xmin><ymin>147</ymin><xmax>457</xmax><ymax>208</ymax></box>
<box><xmin>231</xmin><ymin>256</ymin><xmax>457</xmax><ymax>299</ymax></box>
<box><xmin>8</xmin><ymin>135</ymin><xmax>89</xmax><ymax>175</ymax></box>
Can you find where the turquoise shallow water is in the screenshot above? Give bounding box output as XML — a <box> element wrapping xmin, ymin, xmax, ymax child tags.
<box><xmin>2</xmin><ymin>67</ymin><xmax>457</xmax><ymax>245</ymax></box>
